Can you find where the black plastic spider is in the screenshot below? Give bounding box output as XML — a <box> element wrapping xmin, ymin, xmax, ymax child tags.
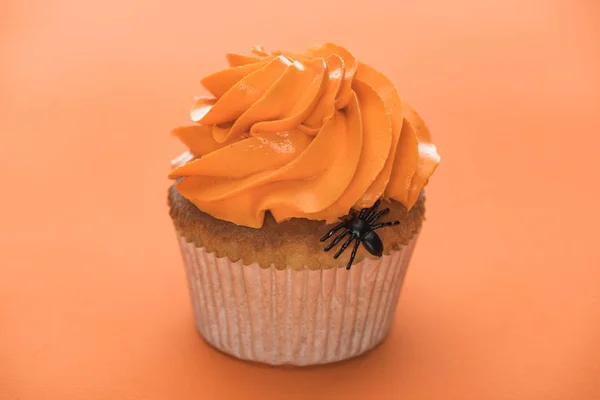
<box><xmin>320</xmin><ymin>200</ymin><xmax>400</xmax><ymax>270</ymax></box>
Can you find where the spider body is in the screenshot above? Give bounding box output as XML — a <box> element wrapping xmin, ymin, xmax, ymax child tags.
<box><xmin>361</xmin><ymin>231</ymin><xmax>383</xmax><ymax>257</ymax></box>
<box><xmin>320</xmin><ymin>200</ymin><xmax>400</xmax><ymax>270</ymax></box>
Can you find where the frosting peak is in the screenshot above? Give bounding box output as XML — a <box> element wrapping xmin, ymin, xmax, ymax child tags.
<box><xmin>169</xmin><ymin>43</ymin><xmax>440</xmax><ymax>228</ymax></box>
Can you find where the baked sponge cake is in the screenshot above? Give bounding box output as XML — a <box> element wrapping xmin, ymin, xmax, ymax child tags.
<box><xmin>168</xmin><ymin>43</ymin><xmax>440</xmax><ymax>366</ymax></box>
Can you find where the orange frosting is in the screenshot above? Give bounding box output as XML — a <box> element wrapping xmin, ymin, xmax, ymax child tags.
<box><xmin>169</xmin><ymin>43</ymin><xmax>440</xmax><ymax>228</ymax></box>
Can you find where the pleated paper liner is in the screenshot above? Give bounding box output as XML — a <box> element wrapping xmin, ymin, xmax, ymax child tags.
<box><xmin>176</xmin><ymin>232</ymin><xmax>418</xmax><ymax>366</ymax></box>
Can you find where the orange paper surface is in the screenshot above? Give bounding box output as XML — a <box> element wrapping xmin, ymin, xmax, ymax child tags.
<box><xmin>1</xmin><ymin>0</ymin><xmax>599</xmax><ymax>399</ymax></box>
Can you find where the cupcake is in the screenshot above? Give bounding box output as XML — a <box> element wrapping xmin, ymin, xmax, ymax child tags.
<box><xmin>168</xmin><ymin>43</ymin><xmax>440</xmax><ymax>366</ymax></box>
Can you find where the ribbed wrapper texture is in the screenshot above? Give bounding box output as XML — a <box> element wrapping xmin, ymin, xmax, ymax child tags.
<box><xmin>177</xmin><ymin>233</ymin><xmax>418</xmax><ymax>366</ymax></box>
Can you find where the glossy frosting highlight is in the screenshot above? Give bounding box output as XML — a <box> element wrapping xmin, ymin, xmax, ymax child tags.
<box><xmin>169</xmin><ymin>43</ymin><xmax>440</xmax><ymax>228</ymax></box>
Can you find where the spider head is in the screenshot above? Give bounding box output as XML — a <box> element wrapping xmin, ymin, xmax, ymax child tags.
<box><xmin>347</xmin><ymin>217</ymin><xmax>370</xmax><ymax>236</ymax></box>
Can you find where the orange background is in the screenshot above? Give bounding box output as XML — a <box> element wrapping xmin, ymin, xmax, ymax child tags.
<box><xmin>1</xmin><ymin>0</ymin><xmax>599</xmax><ymax>399</ymax></box>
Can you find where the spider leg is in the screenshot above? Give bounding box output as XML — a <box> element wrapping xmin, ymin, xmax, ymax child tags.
<box><xmin>365</xmin><ymin>200</ymin><xmax>381</xmax><ymax>220</ymax></box>
<box><xmin>371</xmin><ymin>221</ymin><xmax>400</xmax><ymax>231</ymax></box>
<box><xmin>333</xmin><ymin>234</ymin><xmax>357</xmax><ymax>259</ymax></box>
<box><xmin>324</xmin><ymin>230</ymin><xmax>350</xmax><ymax>252</ymax></box>
<box><xmin>346</xmin><ymin>237</ymin><xmax>362</xmax><ymax>270</ymax></box>
<box><xmin>368</xmin><ymin>208</ymin><xmax>389</xmax><ymax>223</ymax></box>
<box><xmin>320</xmin><ymin>222</ymin><xmax>346</xmax><ymax>242</ymax></box>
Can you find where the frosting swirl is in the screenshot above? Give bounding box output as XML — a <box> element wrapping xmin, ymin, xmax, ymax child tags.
<box><xmin>169</xmin><ymin>43</ymin><xmax>440</xmax><ymax>228</ymax></box>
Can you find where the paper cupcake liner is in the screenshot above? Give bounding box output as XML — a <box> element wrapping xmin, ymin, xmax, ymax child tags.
<box><xmin>176</xmin><ymin>233</ymin><xmax>418</xmax><ymax>366</ymax></box>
